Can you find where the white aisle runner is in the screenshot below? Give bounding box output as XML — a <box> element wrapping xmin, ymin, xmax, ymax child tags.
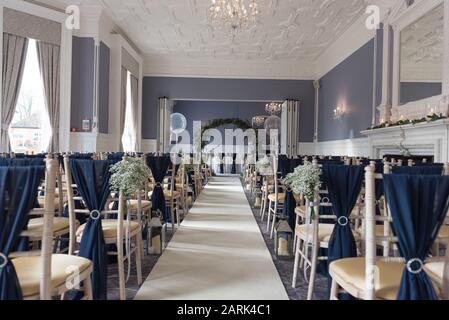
<box><xmin>135</xmin><ymin>176</ymin><xmax>289</xmax><ymax>300</ymax></box>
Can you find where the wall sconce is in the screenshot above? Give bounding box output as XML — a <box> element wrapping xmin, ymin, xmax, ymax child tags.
<box><xmin>333</xmin><ymin>106</ymin><xmax>345</xmax><ymax>120</ymax></box>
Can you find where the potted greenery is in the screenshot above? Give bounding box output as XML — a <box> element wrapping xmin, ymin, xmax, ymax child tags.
<box><xmin>283</xmin><ymin>161</ymin><xmax>321</xmax><ymax>218</ymax></box>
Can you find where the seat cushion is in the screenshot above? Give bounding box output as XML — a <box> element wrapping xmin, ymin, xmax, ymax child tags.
<box><xmin>329</xmin><ymin>257</ymin><xmax>404</xmax><ymax>300</ymax></box>
<box><xmin>128</xmin><ymin>200</ymin><xmax>151</xmax><ymax>211</ymax></box>
<box><xmin>12</xmin><ymin>254</ymin><xmax>92</xmax><ymax>298</ymax></box>
<box><xmin>77</xmin><ymin>219</ymin><xmax>140</xmax><ymax>239</ymax></box>
<box><xmin>437</xmin><ymin>225</ymin><xmax>449</xmax><ymax>239</ymax></box>
<box><xmin>424</xmin><ymin>262</ymin><xmax>446</xmax><ymax>287</ymax></box>
<box><xmin>268</xmin><ymin>193</ymin><xmax>285</xmax><ymax>202</ymax></box>
<box><xmin>27</xmin><ymin>217</ymin><xmax>74</xmax><ymax>234</ymax></box>
<box><xmin>37</xmin><ymin>197</ymin><xmax>64</xmax><ymax>209</ymax></box>
<box><xmin>296</xmin><ymin>223</ymin><xmax>335</xmax><ymax>242</ymax></box>
<box><xmin>356</xmin><ymin>225</ymin><xmax>389</xmax><ymax>238</ymax></box>
<box><xmin>163</xmin><ymin>190</ymin><xmax>181</xmax><ymax>199</ymax></box>
<box><xmin>295</xmin><ymin>205</ymin><xmax>307</xmax><ymax>216</ymax></box>
<box><xmin>108</xmin><ymin>200</ymin><xmax>151</xmax><ymax>211</ymax></box>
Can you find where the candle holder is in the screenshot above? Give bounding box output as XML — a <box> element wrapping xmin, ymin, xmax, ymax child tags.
<box><xmin>274</xmin><ymin>217</ymin><xmax>293</xmax><ymax>258</ymax></box>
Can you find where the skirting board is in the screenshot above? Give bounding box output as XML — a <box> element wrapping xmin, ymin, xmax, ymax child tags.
<box><xmin>298</xmin><ymin>138</ymin><xmax>371</xmax><ymax>157</ymax></box>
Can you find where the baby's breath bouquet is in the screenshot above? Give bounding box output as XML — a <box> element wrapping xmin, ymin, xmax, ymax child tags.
<box><xmin>255</xmin><ymin>156</ymin><xmax>273</xmax><ymax>176</ymax></box>
<box><xmin>110</xmin><ymin>157</ymin><xmax>151</xmax><ymax>196</ymax></box>
<box><xmin>283</xmin><ymin>161</ymin><xmax>321</xmax><ymax>217</ymax></box>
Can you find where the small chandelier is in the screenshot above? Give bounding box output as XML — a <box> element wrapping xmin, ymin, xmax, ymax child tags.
<box><xmin>252</xmin><ymin>115</ymin><xmax>267</xmax><ymax>128</ymax></box>
<box><xmin>209</xmin><ymin>0</ymin><xmax>259</xmax><ymax>35</ymax></box>
<box><xmin>265</xmin><ymin>102</ymin><xmax>282</xmax><ymax>115</ymax></box>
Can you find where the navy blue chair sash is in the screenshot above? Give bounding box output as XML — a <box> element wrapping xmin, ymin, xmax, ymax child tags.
<box><xmin>70</xmin><ymin>159</ymin><xmax>112</xmax><ymax>300</ymax></box>
<box><xmin>146</xmin><ymin>156</ymin><xmax>171</xmax><ymax>221</ymax></box>
<box><xmin>384</xmin><ymin>174</ymin><xmax>449</xmax><ymax>300</ymax></box>
<box><xmin>0</xmin><ymin>166</ymin><xmax>45</xmax><ymax>300</ymax></box>
<box><xmin>323</xmin><ymin>165</ymin><xmax>364</xmax><ymax>265</ymax></box>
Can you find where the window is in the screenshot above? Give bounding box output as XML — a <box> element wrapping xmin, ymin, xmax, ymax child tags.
<box><xmin>121</xmin><ymin>71</ymin><xmax>135</xmax><ymax>152</ymax></box>
<box><xmin>9</xmin><ymin>39</ymin><xmax>51</xmax><ymax>154</ymax></box>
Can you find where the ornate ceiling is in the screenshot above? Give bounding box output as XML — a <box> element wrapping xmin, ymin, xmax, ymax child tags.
<box><xmin>400</xmin><ymin>4</ymin><xmax>444</xmax><ymax>82</ymax></box>
<box><xmin>34</xmin><ymin>0</ymin><xmax>367</xmax><ymax>63</ymax></box>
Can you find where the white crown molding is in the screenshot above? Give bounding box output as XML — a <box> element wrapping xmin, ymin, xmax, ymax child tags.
<box><xmin>143</xmin><ymin>56</ymin><xmax>316</xmax><ymax>80</ymax></box>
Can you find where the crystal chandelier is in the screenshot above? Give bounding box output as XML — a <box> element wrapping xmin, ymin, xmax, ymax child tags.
<box><xmin>209</xmin><ymin>0</ymin><xmax>259</xmax><ymax>35</ymax></box>
<box><xmin>265</xmin><ymin>102</ymin><xmax>282</xmax><ymax>115</ymax></box>
<box><xmin>252</xmin><ymin>115</ymin><xmax>267</xmax><ymax>128</ymax></box>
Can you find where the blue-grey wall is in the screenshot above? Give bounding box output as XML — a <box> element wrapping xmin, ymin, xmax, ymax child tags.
<box><xmin>98</xmin><ymin>42</ymin><xmax>110</xmax><ymax>134</ymax></box>
<box><xmin>318</xmin><ymin>37</ymin><xmax>379</xmax><ymax>141</ymax></box>
<box><xmin>142</xmin><ymin>77</ymin><xmax>315</xmax><ymax>142</ymax></box>
<box><xmin>400</xmin><ymin>82</ymin><xmax>442</xmax><ymax>105</ymax></box>
<box><xmin>71</xmin><ymin>36</ymin><xmax>95</xmax><ymax>131</ymax></box>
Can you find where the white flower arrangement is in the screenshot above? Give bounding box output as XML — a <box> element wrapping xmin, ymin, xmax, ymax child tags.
<box><xmin>255</xmin><ymin>156</ymin><xmax>273</xmax><ymax>176</ymax></box>
<box><xmin>110</xmin><ymin>157</ymin><xmax>151</xmax><ymax>197</ymax></box>
<box><xmin>283</xmin><ymin>161</ymin><xmax>321</xmax><ymax>202</ymax></box>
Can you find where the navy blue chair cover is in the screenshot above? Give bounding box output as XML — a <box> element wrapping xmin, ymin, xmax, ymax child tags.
<box><xmin>107</xmin><ymin>152</ymin><xmax>125</xmax><ymax>161</ymax></box>
<box><xmin>384</xmin><ymin>174</ymin><xmax>449</xmax><ymax>300</ymax></box>
<box><xmin>323</xmin><ymin>165</ymin><xmax>364</xmax><ymax>266</ymax></box>
<box><xmin>147</xmin><ymin>156</ymin><xmax>171</xmax><ymax>221</ymax></box>
<box><xmin>0</xmin><ymin>166</ymin><xmax>45</xmax><ymax>300</ymax></box>
<box><xmin>0</xmin><ymin>158</ymin><xmax>45</xmax><ymax>167</ymax></box>
<box><xmin>70</xmin><ymin>159</ymin><xmax>112</xmax><ymax>300</ymax></box>
<box><xmin>414</xmin><ymin>162</ymin><xmax>443</xmax><ymax>167</ymax></box>
<box><xmin>392</xmin><ymin>166</ymin><xmax>443</xmax><ymax>175</ymax></box>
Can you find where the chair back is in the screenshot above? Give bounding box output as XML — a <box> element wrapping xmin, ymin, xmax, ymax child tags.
<box><xmin>0</xmin><ymin>155</ymin><xmax>57</xmax><ymax>300</ymax></box>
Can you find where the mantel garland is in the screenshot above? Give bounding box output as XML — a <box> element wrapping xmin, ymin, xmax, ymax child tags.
<box><xmin>369</xmin><ymin>113</ymin><xmax>448</xmax><ymax>130</ymax></box>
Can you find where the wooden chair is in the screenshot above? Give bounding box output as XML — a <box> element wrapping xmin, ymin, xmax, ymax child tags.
<box><xmin>11</xmin><ymin>155</ymin><xmax>93</xmax><ymax>300</ymax></box>
<box><xmin>327</xmin><ymin>164</ymin><xmax>449</xmax><ymax>300</ymax></box>
<box><xmin>64</xmin><ymin>155</ymin><xmax>142</xmax><ymax>300</ymax></box>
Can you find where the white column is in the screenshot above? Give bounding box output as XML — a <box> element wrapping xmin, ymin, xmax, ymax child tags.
<box><xmin>313</xmin><ymin>80</ymin><xmax>320</xmax><ymax>143</ymax></box>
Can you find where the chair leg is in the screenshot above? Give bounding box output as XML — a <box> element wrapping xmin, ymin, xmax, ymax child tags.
<box><xmin>117</xmin><ymin>243</ymin><xmax>126</xmax><ymax>300</ymax></box>
<box><xmin>266</xmin><ymin>201</ymin><xmax>273</xmax><ymax>232</ymax></box>
<box><xmin>176</xmin><ymin>200</ymin><xmax>181</xmax><ymax>227</ymax></box>
<box><xmin>307</xmin><ymin>240</ymin><xmax>319</xmax><ymax>300</ymax></box>
<box><xmin>330</xmin><ymin>278</ymin><xmax>339</xmax><ymax>300</ymax></box>
<box><xmin>292</xmin><ymin>236</ymin><xmax>301</xmax><ymax>288</ymax></box>
<box><xmin>260</xmin><ymin>195</ymin><xmax>267</xmax><ymax>221</ymax></box>
<box><xmin>84</xmin><ymin>274</ymin><xmax>93</xmax><ymax>300</ymax></box>
<box><xmin>135</xmin><ymin>234</ymin><xmax>143</xmax><ymax>286</ymax></box>
<box><xmin>299</xmin><ymin>239</ymin><xmax>307</xmax><ymax>269</ymax></box>
<box><xmin>270</xmin><ymin>210</ymin><xmax>277</xmax><ymax>239</ymax></box>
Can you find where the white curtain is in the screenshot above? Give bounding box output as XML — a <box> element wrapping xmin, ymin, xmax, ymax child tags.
<box><xmin>36</xmin><ymin>41</ymin><xmax>60</xmax><ymax>153</ymax></box>
<box><xmin>1</xmin><ymin>33</ymin><xmax>28</xmax><ymax>152</ymax></box>
<box><xmin>130</xmin><ymin>75</ymin><xmax>139</xmax><ymax>152</ymax></box>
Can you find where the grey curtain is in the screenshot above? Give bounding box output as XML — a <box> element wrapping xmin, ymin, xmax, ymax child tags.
<box><xmin>36</xmin><ymin>41</ymin><xmax>60</xmax><ymax>153</ymax></box>
<box><xmin>1</xmin><ymin>33</ymin><xmax>28</xmax><ymax>152</ymax></box>
<box><xmin>130</xmin><ymin>75</ymin><xmax>139</xmax><ymax>152</ymax></box>
<box><xmin>120</xmin><ymin>67</ymin><xmax>127</xmax><ymax>151</ymax></box>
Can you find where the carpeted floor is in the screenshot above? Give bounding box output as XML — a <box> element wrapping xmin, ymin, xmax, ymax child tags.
<box><xmin>106</xmin><ymin>177</ymin><xmax>328</xmax><ymax>300</ymax></box>
<box><xmin>241</xmin><ymin>180</ymin><xmax>329</xmax><ymax>300</ymax></box>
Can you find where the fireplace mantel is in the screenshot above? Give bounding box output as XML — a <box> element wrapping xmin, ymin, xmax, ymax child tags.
<box><xmin>360</xmin><ymin>119</ymin><xmax>449</xmax><ymax>162</ymax></box>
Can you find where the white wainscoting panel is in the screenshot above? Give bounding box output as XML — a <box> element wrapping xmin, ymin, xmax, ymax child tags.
<box><xmin>142</xmin><ymin>139</ymin><xmax>157</xmax><ymax>153</ymax></box>
<box><xmin>69</xmin><ymin>132</ymin><xmax>97</xmax><ymax>153</ymax></box>
<box><xmin>298</xmin><ymin>138</ymin><xmax>371</xmax><ymax>157</ymax></box>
